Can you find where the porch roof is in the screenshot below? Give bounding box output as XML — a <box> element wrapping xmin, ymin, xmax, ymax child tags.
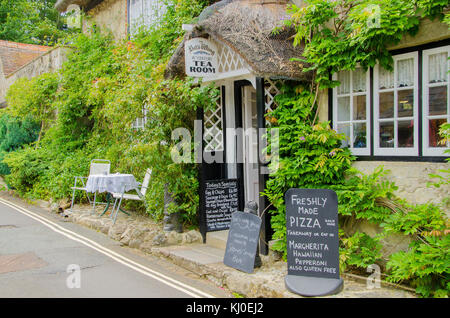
<box><xmin>165</xmin><ymin>0</ymin><xmax>311</xmax><ymax>81</ymax></box>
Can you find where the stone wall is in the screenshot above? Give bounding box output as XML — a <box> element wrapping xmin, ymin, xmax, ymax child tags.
<box><xmin>353</xmin><ymin>161</ymin><xmax>449</xmax><ymax>215</ymax></box>
<box><xmin>388</xmin><ymin>17</ymin><xmax>450</xmax><ymax>50</ymax></box>
<box><xmin>0</xmin><ymin>46</ymin><xmax>69</xmax><ymax>105</ymax></box>
<box><xmin>83</xmin><ymin>0</ymin><xmax>128</xmax><ymax>41</ymax></box>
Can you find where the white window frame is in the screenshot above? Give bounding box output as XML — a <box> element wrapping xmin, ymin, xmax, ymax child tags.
<box><xmin>422</xmin><ymin>45</ymin><xmax>450</xmax><ymax>156</ymax></box>
<box><xmin>332</xmin><ymin>67</ymin><xmax>371</xmax><ymax>156</ymax></box>
<box><xmin>374</xmin><ymin>52</ymin><xmax>419</xmax><ymax>156</ymax></box>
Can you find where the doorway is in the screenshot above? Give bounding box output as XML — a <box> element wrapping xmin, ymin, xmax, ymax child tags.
<box><xmin>241</xmin><ymin>85</ymin><xmax>259</xmax><ymax>206</ymax></box>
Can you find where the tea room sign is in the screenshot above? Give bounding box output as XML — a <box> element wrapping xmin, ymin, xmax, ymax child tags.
<box><xmin>185</xmin><ymin>38</ymin><xmax>218</xmax><ymax>78</ymax></box>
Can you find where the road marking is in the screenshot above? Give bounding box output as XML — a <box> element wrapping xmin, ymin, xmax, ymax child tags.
<box><xmin>0</xmin><ymin>198</ymin><xmax>215</xmax><ymax>298</ymax></box>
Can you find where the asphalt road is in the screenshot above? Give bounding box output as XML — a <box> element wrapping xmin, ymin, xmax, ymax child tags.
<box><xmin>0</xmin><ymin>195</ymin><xmax>231</xmax><ymax>298</ymax></box>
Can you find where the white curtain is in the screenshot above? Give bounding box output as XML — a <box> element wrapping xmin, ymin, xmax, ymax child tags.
<box><xmin>397</xmin><ymin>58</ymin><xmax>414</xmax><ymax>87</ymax></box>
<box><xmin>352</xmin><ymin>68</ymin><xmax>366</xmax><ymax>93</ymax></box>
<box><xmin>337</xmin><ymin>70</ymin><xmax>350</xmax><ymax>95</ymax></box>
<box><xmin>379</xmin><ymin>66</ymin><xmax>394</xmax><ymax>89</ymax></box>
<box><xmin>429</xmin><ymin>52</ymin><xmax>448</xmax><ymax>83</ymax></box>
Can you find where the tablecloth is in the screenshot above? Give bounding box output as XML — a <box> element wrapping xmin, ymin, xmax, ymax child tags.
<box><xmin>85</xmin><ymin>173</ymin><xmax>139</xmax><ymax>194</ymax></box>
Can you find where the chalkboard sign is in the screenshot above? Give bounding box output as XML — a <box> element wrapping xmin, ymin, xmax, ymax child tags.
<box><xmin>284</xmin><ymin>188</ymin><xmax>343</xmax><ymax>296</ymax></box>
<box><xmin>203</xmin><ymin>179</ymin><xmax>239</xmax><ymax>232</ymax></box>
<box><xmin>223</xmin><ymin>211</ymin><xmax>262</xmax><ymax>273</ymax></box>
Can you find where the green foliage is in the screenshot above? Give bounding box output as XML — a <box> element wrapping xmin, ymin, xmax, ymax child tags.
<box><xmin>132</xmin><ymin>0</ymin><xmax>211</xmax><ymax>63</ymax></box>
<box><xmin>6</xmin><ymin>73</ymin><xmax>59</xmax><ymax>144</ymax></box>
<box><xmin>339</xmin><ymin>231</ymin><xmax>383</xmax><ymax>273</ymax></box>
<box><xmin>3</xmin><ymin>146</ymin><xmax>49</xmax><ymax>195</ymax></box>
<box><xmin>0</xmin><ymin>113</ymin><xmax>40</xmax><ymax>176</ymax></box>
<box><xmin>0</xmin><ymin>113</ymin><xmax>40</xmax><ymax>153</ymax></box>
<box><xmin>386</xmin><ymin>235</ymin><xmax>450</xmax><ymax>298</ymax></box>
<box><xmin>381</xmin><ymin>203</ymin><xmax>448</xmax><ymax>236</ymax></box>
<box><xmin>0</xmin><ymin>0</ymin><xmax>75</xmax><ymax>45</ymax></box>
<box><xmin>263</xmin><ymin>83</ymin><xmax>354</xmax><ymax>255</ymax></box>
<box><xmin>275</xmin><ymin>0</ymin><xmax>450</xmax><ymax>297</ymax></box>
<box><xmin>3</xmin><ymin>0</ymin><xmax>214</xmax><ymax>226</ymax></box>
<box><xmin>284</xmin><ymin>0</ymin><xmax>449</xmax><ymax>87</ymax></box>
<box><xmin>332</xmin><ymin>166</ymin><xmax>398</xmax><ymax>224</ymax></box>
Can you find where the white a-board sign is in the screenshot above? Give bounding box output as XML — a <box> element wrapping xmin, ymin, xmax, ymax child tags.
<box><xmin>185</xmin><ymin>38</ymin><xmax>218</xmax><ymax>78</ymax></box>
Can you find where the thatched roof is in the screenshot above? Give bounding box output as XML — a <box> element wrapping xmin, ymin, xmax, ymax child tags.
<box><xmin>166</xmin><ymin>0</ymin><xmax>311</xmax><ymax>81</ymax></box>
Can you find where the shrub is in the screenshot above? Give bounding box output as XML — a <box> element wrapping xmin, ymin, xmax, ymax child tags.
<box><xmin>0</xmin><ymin>113</ymin><xmax>40</xmax><ymax>177</ymax></box>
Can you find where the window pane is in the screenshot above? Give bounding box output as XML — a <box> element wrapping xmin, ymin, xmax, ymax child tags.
<box><xmin>379</xmin><ymin>67</ymin><xmax>394</xmax><ymax>89</ymax></box>
<box><xmin>337</xmin><ymin>70</ymin><xmax>350</xmax><ymax>94</ymax></box>
<box><xmin>429</xmin><ymin>86</ymin><xmax>447</xmax><ymax>116</ymax></box>
<box><xmin>397</xmin><ymin>89</ymin><xmax>414</xmax><ymax>117</ymax></box>
<box><xmin>397</xmin><ymin>58</ymin><xmax>414</xmax><ymax>88</ymax></box>
<box><xmin>428</xmin><ymin>52</ymin><xmax>448</xmax><ymax>84</ymax></box>
<box><xmin>429</xmin><ymin>118</ymin><xmax>447</xmax><ymax>147</ymax></box>
<box><xmin>379</xmin><ymin>92</ymin><xmax>394</xmax><ymax>118</ymax></box>
<box><xmin>337</xmin><ymin>96</ymin><xmax>350</xmax><ymax>121</ymax></box>
<box><xmin>337</xmin><ymin>124</ymin><xmax>350</xmax><ymax>148</ymax></box>
<box><xmin>353</xmin><ymin>95</ymin><xmax>366</xmax><ymax>120</ymax></box>
<box><xmin>353</xmin><ymin>123</ymin><xmax>367</xmax><ymax>148</ymax></box>
<box><xmin>398</xmin><ymin>120</ymin><xmax>414</xmax><ymax>148</ymax></box>
<box><xmin>379</xmin><ymin>122</ymin><xmax>394</xmax><ymax>148</ymax></box>
<box><xmin>352</xmin><ymin>68</ymin><xmax>366</xmax><ymax>93</ymax></box>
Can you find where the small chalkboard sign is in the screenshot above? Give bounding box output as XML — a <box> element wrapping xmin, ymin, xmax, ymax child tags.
<box><xmin>284</xmin><ymin>188</ymin><xmax>343</xmax><ymax>296</ymax></box>
<box><xmin>223</xmin><ymin>211</ymin><xmax>262</xmax><ymax>274</ymax></box>
<box><xmin>202</xmin><ymin>179</ymin><xmax>239</xmax><ymax>232</ymax></box>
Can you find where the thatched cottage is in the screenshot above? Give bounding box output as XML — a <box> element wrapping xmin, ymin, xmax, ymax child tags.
<box><xmin>55</xmin><ymin>0</ymin><xmax>449</xmax><ymax>253</ymax></box>
<box><xmin>166</xmin><ymin>0</ymin><xmax>450</xmax><ymax>251</ymax></box>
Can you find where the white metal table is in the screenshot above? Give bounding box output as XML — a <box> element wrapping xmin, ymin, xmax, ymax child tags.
<box><xmin>85</xmin><ymin>173</ymin><xmax>139</xmax><ymax>215</ymax></box>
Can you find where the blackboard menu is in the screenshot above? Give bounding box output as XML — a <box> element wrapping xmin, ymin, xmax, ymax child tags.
<box><xmin>285</xmin><ymin>188</ymin><xmax>340</xmax><ymax>280</ymax></box>
<box><xmin>223</xmin><ymin>211</ymin><xmax>262</xmax><ymax>273</ymax></box>
<box><xmin>203</xmin><ymin>179</ymin><xmax>239</xmax><ymax>232</ymax></box>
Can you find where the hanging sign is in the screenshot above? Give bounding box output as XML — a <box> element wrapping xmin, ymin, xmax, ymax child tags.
<box><xmin>284</xmin><ymin>188</ymin><xmax>343</xmax><ymax>297</ymax></box>
<box><xmin>185</xmin><ymin>38</ymin><xmax>218</xmax><ymax>78</ymax></box>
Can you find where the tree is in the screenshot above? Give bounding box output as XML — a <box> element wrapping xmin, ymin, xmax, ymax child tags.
<box><xmin>5</xmin><ymin>72</ymin><xmax>59</xmax><ymax>145</ymax></box>
<box><xmin>0</xmin><ymin>0</ymin><xmax>73</xmax><ymax>45</ymax></box>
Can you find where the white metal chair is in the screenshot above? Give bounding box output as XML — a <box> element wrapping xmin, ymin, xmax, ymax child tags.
<box><xmin>70</xmin><ymin>159</ymin><xmax>111</xmax><ymax>213</ymax></box>
<box><xmin>110</xmin><ymin>168</ymin><xmax>152</xmax><ymax>223</ymax></box>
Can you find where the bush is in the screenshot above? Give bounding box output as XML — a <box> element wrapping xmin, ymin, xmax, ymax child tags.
<box><xmin>2</xmin><ymin>0</ymin><xmax>215</xmax><ymax>226</ymax></box>
<box><xmin>386</xmin><ymin>235</ymin><xmax>450</xmax><ymax>298</ymax></box>
<box><xmin>0</xmin><ymin>113</ymin><xmax>40</xmax><ymax>177</ymax></box>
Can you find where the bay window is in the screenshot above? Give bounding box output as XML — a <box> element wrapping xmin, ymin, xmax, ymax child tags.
<box><xmin>332</xmin><ymin>42</ymin><xmax>449</xmax><ymax>159</ymax></box>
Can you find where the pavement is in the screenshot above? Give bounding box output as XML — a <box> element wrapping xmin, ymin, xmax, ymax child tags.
<box><xmin>0</xmin><ymin>189</ymin><xmax>417</xmax><ymax>298</ymax></box>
